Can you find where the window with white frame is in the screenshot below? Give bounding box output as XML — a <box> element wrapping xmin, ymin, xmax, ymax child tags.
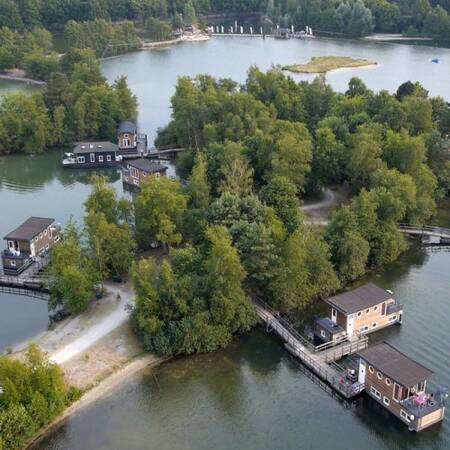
<box><xmin>377</xmin><ymin>371</ymin><xmax>383</xmax><ymax>380</ymax></box>
<box><xmin>357</xmin><ymin>311</ymin><xmax>362</xmax><ymax>317</ymax></box>
<box><xmin>383</xmin><ymin>396</ymin><xmax>390</xmax><ymax>406</ymax></box>
<box><xmin>99</xmin><ymin>155</ymin><xmax>104</xmax><ymax>162</ymax></box>
<box><xmin>400</xmin><ymin>410</ymin><xmax>410</xmax><ymax>422</ymax></box>
<box><xmin>370</xmin><ymin>386</ymin><xmax>381</xmax><ymax>399</ymax></box>
<box><xmin>374</xmin><ymin>306</ymin><xmax>378</xmax><ymax>311</ymax></box>
<box><xmin>369</xmin><ymin>365</ymin><xmax>374</xmax><ymax>374</ymax></box>
<box><xmin>389</xmin><ymin>315</ymin><xmax>397</xmax><ymax>321</ymax></box>
<box><xmin>385</xmin><ymin>378</ymin><xmax>391</xmax><ymax>386</ymax></box>
<box><xmin>10</xmin><ymin>260</ymin><xmax>16</xmax><ymax>267</ymax></box>
<box><xmin>107</xmin><ymin>155</ymin><xmax>111</xmax><ymax>162</ymax></box>
<box><xmin>320</xmin><ymin>330</ymin><xmax>326</xmax><ymax>338</ymax></box>
<box><xmin>366</xmin><ymin>309</ymin><xmax>370</xmax><ymax>314</ymax></box>
<box><xmin>90</xmin><ymin>153</ymin><xmax>95</xmax><ymax>163</ymax></box>
<box><xmin>372</xmin><ymin>322</ymin><xmax>377</xmax><ymax>328</ymax></box>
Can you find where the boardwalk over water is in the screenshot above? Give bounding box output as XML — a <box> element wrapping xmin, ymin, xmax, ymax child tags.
<box><xmin>253</xmin><ymin>298</ymin><xmax>368</xmax><ymax>398</ymax></box>
<box><xmin>399</xmin><ymin>224</ymin><xmax>450</xmax><ymax>244</ymax></box>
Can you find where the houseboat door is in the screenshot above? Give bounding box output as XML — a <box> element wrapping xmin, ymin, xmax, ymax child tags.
<box><xmin>347</xmin><ymin>315</ymin><xmax>354</xmax><ymax>337</ymax></box>
<box><xmin>358</xmin><ymin>360</ymin><xmax>366</xmax><ymax>384</ymax></box>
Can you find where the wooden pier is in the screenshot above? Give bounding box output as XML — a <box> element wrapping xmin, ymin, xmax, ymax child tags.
<box><xmin>253</xmin><ymin>298</ymin><xmax>368</xmax><ymax>398</ymax></box>
<box><xmin>0</xmin><ymin>255</ymin><xmax>50</xmax><ymax>292</ymax></box>
<box><xmin>399</xmin><ymin>224</ymin><xmax>450</xmax><ymax>245</ymax></box>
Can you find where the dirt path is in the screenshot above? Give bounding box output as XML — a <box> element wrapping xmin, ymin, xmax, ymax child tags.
<box><xmin>301</xmin><ymin>186</ymin><xmax>350</xmax><ymax>222</ymax></box>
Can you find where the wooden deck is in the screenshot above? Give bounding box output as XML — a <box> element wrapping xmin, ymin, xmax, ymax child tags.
<box><xmin>253</xmin><ymin>298</ymin><xmax>367</xmax><ymax>398</ymax></box>
<box><xmin>399</xmin><ymin>224</ymin><xmax>450</xmax><ymax>245</ymax></box>
<box><xmin>0</xmin><ymin>255</ymin><xmax>50</xmax><ymax>292</ymax></box>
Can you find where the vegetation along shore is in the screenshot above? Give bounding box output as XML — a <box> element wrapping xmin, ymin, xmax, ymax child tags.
<box><xmin>282</xmin><ymin>56</ymin><xmax>377</xmax><ymax>74</ymax></box>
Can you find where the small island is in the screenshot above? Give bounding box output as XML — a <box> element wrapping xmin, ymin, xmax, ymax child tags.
<box><xmin>282</xmin><ymin>56</ymin><xmax>377</xmax><ymax>74</ymax></box>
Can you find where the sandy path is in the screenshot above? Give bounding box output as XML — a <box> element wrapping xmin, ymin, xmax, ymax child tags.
<box><xmin>49</xmin><ymin>281</ymin><xmax>133</xmax><ymax>364</ymax></box>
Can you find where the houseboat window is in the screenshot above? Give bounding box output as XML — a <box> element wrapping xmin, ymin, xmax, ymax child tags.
<box><xmin>393</xmin><ymin>383</ymin><xmax>401</xmax><ymax>402</ymax></box>
<box><xmin>107</xmin><ymin>155</ymin><xmax>111</xmax><ymax>162</ymax></box>
<box><xmin>54</xmin><ymin>236</ymin><xmax>60</xmax><ymax>243</ymax></box>
<box><xmin>383</xmin><ymin>397</ymin><xmax>390</xmax><ymax>406</ymax></box>
<box><xmin>156</xmin><ymin>173</ymin><xmax>160</xmax><ymax>178</ymax></box>
<box><xmin>77</xmin><ymin>156</ymin><xmax>85</xmax><ymax>163</ymax></box>
<box><xmin>377</xmin><ymin>371</ymin><xmax>383</xmax><ymax>380</ymax></box>
<box><xmin>143</xmin><ymin>172</ymin><xmax>147</xmax><ymax>177</ymax></box>
<box><xmin>134</xmin><ymin>179</ymin><xmax>139</xmax><ymax>185</ymax></box>
<box><xmin>320</xmin><ymin>330</ymin><xmax>326</xmax><ymax>339</ymax></box>
<box><xmin>385</xmin><ymin>378</ymin><xmax>391</xmax><ymax>386</ymax></box>
<box><xmin>372</xmin><ymin>322</ymin><xmax>377</xmax><ymax>328</ymax></box>
<box><xmin>10</xmin><ymin>260</ymin><xmax>16</xmax><ymax>267</ymax></box>
<box><xmin>417</xmin><ymin>381</ymin><xmax>425</xmax><ymax>392</ymax></box>
<box><xmin>44</xmin><ymin>229</ymin><xmax>47</xmax><ymax>236</ymax></box>
<box><xmin>45</xmin><ymin>244</ymin><xmax>49</xmax><ymax>250</ymax></box>
<box><xmin>365</xmin><ymin>309</ymin><xmax>370</xmax><ymax>314</ymax></box>
<box><xmin>90</xmin><ymin>153</ymin><xmax>95</xmax><ymax>163</ymax></box>
<box><xmin>374</xmin><ymin>306</ymin><xmax>378</xmax><ymax>311</ymax></box>
<box><xmin>400</xmin><ymin>410</ymin><xmax>411</xmax><ymax>422</ymax></box>
<box><xmin>369</xmin><ymin>365</ymin><xmax>374</xmax><ymax>374</ymax></box>
<box><xmin>357</xmin><ymin>311</ymin><xmax>362</xmax><ymax>317</ymax></box>
<box><xmin>99</xmin><ymin>155</ymin><xmax>104</xmax><ymax>162</ymax></box>
<box><xmin>39</xmin><ymin>233</ymin><xmax>43</xmax><ymax>239</ymax></box>
<box><xmin>389</xmin><ymin>315</ymin><xmax>397</xmax><ymax>321</ymax></box>
<box><xmin>370</xmin><ymin>386</ymin><xmax>381</xmax><ymax>399</ymax></box>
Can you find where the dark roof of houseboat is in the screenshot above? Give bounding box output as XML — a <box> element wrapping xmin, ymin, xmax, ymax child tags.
<box><xmin>127</xmin><ymin>158</ymin><xmax>168</xmax><ymax>173</ymax></box>
<box><xmin>4</xmin><ymin>217</ymin><xmax>54</xmax><ymax>241</ymax></box>
<box><xmin>358</xmin><ymin>343</ymin><xmax>433</xmax><ymax>387</ymax></box>
<box><xmin>117</xmin><ymin>121</ymin><xmax>137</xmax><ymax>135</ymax></box>
<box><xmin>325</xmin><ymin>283</ymin><xmax>393</xmax><ymax>315</ymax></box>
<box><xmin>73</xmin><ymin>142</ymin><xmax>118</xmax><ymax>154</ymax></box>
<box><xmin>315</xmin><ymin>316</ymin><xmax>345</xmax><ymax>334</ymax></box>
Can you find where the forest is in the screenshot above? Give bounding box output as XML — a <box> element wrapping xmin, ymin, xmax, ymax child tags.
<box><xmin>0</xmin><ymin>38</ymin><xmax>137</xmax><ymax>155</ymax></box>
<box><xmin>1</xmin><ymin>1</ymin><xmax>450</xmax><ymax>41</ymax></box>
<box><xmin>50</xmin><ymin>68</ymin><xmax>449</xmax><ymax>357</ymax></box>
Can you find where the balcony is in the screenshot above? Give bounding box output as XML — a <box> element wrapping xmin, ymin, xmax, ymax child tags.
<box><xmin>2</xmin><ymin>249</ymin><xmax>31</xmax><ymax>260</ymax></box>
<box><xmin>386</xmin><ymin>302</ymin><xmax>404</xmax><ymax>315</ymax></box>
<box><xmin>400</xmin><ymin>393</ymin><xmax>443</xmax><ymax>418</ymax></box>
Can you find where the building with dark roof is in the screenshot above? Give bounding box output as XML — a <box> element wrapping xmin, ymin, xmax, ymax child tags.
<box><xmin>357</xmin><ymin>342</ymin><xmax>445</xmax><ymax>431</ymax></box>
<box><xmin>318</xmin><ymin>283</ymin><xmax>404</xmax><ymax>339</ymax></box>
<box><xmin>117</xmin><ymin>121</ymin><xmax>138</xmax><ymax>153</ymax></box>
<box><xmin>63</xmin><ymin>142</ymin><xmax>119</xmax><ymax>168</ymax></box>
<box><xmin>2</xmin><ymin>217</ymin><xmax>60</xmax><ymax>274</ymax></box>
<box><xmin>122</xmin><ymin>158</ymin><xmax>168</xmax><ymax>189</ymax></box>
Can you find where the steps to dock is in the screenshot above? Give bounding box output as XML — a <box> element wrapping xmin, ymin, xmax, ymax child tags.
<box><xmin>253</xmin><ymin>297</ymin><xmax>367</xmax><ymax>399</ymax></box>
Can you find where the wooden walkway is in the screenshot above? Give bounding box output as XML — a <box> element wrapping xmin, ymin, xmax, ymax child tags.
<box><xmin>0</xmin><ymin>255</ymin><xmax>50</xmax><ymax>292</ymax></box>
<box><xmin>253</xmin><ymin>298</ymin><xmax>367</xmax><ymax>398</ymax></box>
<box><xmin>399</xmin><ymin>224</ymin><xmax>450</xmax><ymax>245</ymax></box>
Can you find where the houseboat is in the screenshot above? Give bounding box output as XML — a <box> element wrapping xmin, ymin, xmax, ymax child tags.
<box><xmin>117</xmin><ymin>121</ymin><xmax>148</xmax><ymax>157</ymax></box>
<box><xmin>274</xmin><ymin>28</ymin><xmax>292</xmax><ymax>39</ymax></box>
<box><xmin>63</xmin><ymin>142</ymin><xmax>121</xmax><ymax>168</ymax></box>
<box><xmin>2</xmin><ymin>217</ymin><xmax>60</xmax><ymax>275</ymax></box>
<box><xmin>122</xmin><ymin>158</ymin><xmax>168</xmax><ymax>189</ymax></box>
<box><xmin>314</xmin><ymin>283</ymin><xmax>403</xmax><ymax>343</ymax></box>
<box><xmin>358</xmin><ymin>343</ymin><xmax>446</xmax><ymax>431</ymax></box>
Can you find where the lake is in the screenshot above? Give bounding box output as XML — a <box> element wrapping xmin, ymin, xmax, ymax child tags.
<box><xmin>34</xmin><ymin>244</ymin><xmax>450</xmax><ymax>450</ymax></box>
<box><xmin>1</xmin><ymin>36</ymin><xmax>449</xmax><ymax>449</ymax></box>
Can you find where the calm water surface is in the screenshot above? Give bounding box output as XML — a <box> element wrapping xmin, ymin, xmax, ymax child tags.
<box><xmin>35</xmin><ymin>246</ymin><xmax>450</xmax><ymax>450</ymax></box>
<box><xmin>1</xmin><ymin>37</ymin><xmax>450</xmax><ymax>449</ymax></box>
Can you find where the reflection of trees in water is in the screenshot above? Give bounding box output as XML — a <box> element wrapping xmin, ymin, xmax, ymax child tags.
<box><xmin>0</xmin><ymin>151</ymin><xmax>121</xmax><ymax>192</ymax></box>
<box><xmin>56</xmin><ymin>167</ymin><xmax>121</xmax><ymax>186</ymax></box>
<box><xmin>0</xmin><ymin>152</ymin><xmax>59</xmax><ymax>191</ymax></box>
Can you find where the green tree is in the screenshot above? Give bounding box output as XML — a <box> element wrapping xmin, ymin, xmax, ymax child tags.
<box><xmin>135</xmin><ymin>176</ymin><xmax>187</xmax><ymax>249</ymax></box>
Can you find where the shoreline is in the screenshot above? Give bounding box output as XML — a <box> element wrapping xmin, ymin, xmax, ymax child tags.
<box><xmin>27</xmin><ymin>354</ymin><xmax>168</xmax><ymax>449</ymax></box>
<box><xmin>0</xmin><ymin>73</ymin><xmax>45</xmax><ymax>85</ymax></box>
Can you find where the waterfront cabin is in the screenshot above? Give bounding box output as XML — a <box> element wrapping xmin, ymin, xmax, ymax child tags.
<box><xmin>274</xmin><ymin>28</ymin><xmax>292</xmax><ymax>39</ymax></box>
<box><xmin>122</xmin><ymin>158</ymin><xmax>168</xmax><ymax>189</ymax></box>
<box><xmin>63</xmin><ymin>142</ymin><xmax>120</xmax><ymax>168</ymax></box>
<box><xmin>357</xmin><ymin>343</ymin><xmax>446</xmax><ymax>431</ymax></box>
<box><xmin>117</xmin><ymin>121</ymin><xmax>138</xmax><ymax>154</ymax></box>
<box><xmin>2</xmin><ymin>217</ymin><xmax>60</xmax><ymax>275</ymax></box>
<box><xmin>315</xmin><ymin>283</ymin><xmax>403</xmax><ymax>341</ymax></box>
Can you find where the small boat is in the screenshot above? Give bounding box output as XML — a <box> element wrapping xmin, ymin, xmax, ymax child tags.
<box><xmin>431</xmin><ymin>58</ymin><xmax>440</xmax><ymax>63</ymax></box>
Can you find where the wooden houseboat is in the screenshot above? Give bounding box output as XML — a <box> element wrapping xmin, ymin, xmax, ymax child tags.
<box><xmin>314</xmin><ymin>283</ymin><xmax>403</xmax><ymax>343</ymax></box>
<box><xmin>63</xmin><ymin>142</ymin><xmax>121</xmax><ymax>168</ymax></box>
<box><xmin>122</xmin><ymin>158</ymin><xmax>168</xmax><ymax>189</ymax></box>
<box><xmin>357</xmin><ymin>343</ymin><xmax>446</xmax><ymax>431</ymax></box>
<box><xmin>2</xmin><ymin>217</ymin><xmax>60</xmax><ymax>275</ymax></box>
